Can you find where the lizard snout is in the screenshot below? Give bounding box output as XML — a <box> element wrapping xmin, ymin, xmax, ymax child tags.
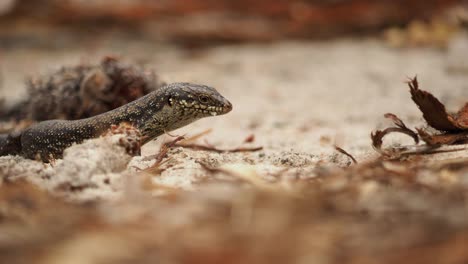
<box><xmin>222</xmin><ymin>100</ymin><xmax>233</xmax><ymax>114</ymax></box>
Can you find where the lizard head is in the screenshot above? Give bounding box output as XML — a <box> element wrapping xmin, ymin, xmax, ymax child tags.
<box><xmin>132</xmin><ymin>82</ymin><xmax>233</xmax><ymax>142</ymax></box>
<box><xmin>166</xmin><ymin>82</ymin><xmax>232</xmax><ymax>118</ymax></box>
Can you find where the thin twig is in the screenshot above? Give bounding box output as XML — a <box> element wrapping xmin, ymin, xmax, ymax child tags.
<box><xmin>142</xmin><ymin>135</ymin><xmax>185</xmax><ymax>163</ymax></box>
<box><xmin>175</xmin><ymin>142</ymin><xmax>263</xmax><ymax>153</ymax></box>
<box><xmin>334</xmin><ymin>145</ymin><xmax>357</xmax><ymax>164</ymax></box>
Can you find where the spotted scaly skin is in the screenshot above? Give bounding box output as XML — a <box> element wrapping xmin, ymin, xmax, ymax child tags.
<box><xmin>1</xmin><ymin>83</ymin><xmax>232</xmax><ymax>161</ymax></box>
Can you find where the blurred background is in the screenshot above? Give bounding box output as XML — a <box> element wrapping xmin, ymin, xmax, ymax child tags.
<box><xmin>0</xmin><ymin>0</ymin><xmax>467</xmax><ymax>48</ymax></box>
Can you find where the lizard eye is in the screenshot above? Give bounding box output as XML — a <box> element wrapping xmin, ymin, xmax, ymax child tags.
<box><xmin>199</xmin><ymin>95</ymin><xmax>209</xmax><ymax>104</ymax></box>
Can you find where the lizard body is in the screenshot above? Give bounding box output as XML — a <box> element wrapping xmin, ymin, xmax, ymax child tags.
<box><xmin>0</xmin><ymin>82</ymin><xmax>232</xmax><ymax>161</ymax></box>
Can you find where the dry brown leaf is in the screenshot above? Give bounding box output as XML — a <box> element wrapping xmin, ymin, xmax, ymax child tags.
<box><xmin>455</xmin><ymin>103</ymin><xmax>468</xmax><ymax>128</ymax></box>
<box><xmin>407</xmin><ymin>77</ymin><xmax>468</xmax><ymax>146</ymax></box>
<box><xmin>417</xmin><ymin>128</ymin><xmax>468</xmax><ymax>145</ymax></box>
<box><xmin>408</xmin><ymin>76</ymin><xmax>468</xmax><ymax>132</ymax></box>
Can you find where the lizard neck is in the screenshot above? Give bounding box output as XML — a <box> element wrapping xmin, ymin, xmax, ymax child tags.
<box><xmin>84</xmin><ymin>89</ymin><xmax>188</xmax><ymax>143</ymax></box>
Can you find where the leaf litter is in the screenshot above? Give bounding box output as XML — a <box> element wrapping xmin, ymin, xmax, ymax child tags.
<box><xmin>371</xmin><ymin>76</ymin><xmax>468</xmax><ymax>159</ymax></box>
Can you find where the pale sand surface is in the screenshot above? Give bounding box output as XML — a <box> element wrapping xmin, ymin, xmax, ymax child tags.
<box><xmin>1</xmin><ymin>36</ymin><xmax>467</xmax><ymax>200</ymax></box>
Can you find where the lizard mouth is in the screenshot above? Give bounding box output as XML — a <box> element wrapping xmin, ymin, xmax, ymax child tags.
<box><xmin>178</xmin><ymin>100</ymin><xmax>232</xmax><ymax>116</ymax></box>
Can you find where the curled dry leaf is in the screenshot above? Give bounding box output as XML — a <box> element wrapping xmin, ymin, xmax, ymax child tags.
<box><xmin>371</xmin><ymin>113</ymin><xmax>419</xmax><ymax>156</ymax></box>
<box><xmin>383</xmin><ymin>113</ymin><xmax>419</xmax><ymax>143</ymax></box>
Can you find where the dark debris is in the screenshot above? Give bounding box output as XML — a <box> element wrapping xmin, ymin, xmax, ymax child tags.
<box><xmin>1</xmin><ymin>56</ymin><xmax>165</xmax><ymax>122</ymax></box>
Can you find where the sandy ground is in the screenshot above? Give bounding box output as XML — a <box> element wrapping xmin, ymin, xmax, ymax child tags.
<box><xmin>0</xmin><ymin>35</ymin><xmax>467</xmax><ymax>200</ymax></box>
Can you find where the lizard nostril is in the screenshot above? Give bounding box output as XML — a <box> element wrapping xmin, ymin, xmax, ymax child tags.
<box><xmin>223</xmin><ymin>101</ymin><xmax>233</xmax><ymax>113</ymax></box>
